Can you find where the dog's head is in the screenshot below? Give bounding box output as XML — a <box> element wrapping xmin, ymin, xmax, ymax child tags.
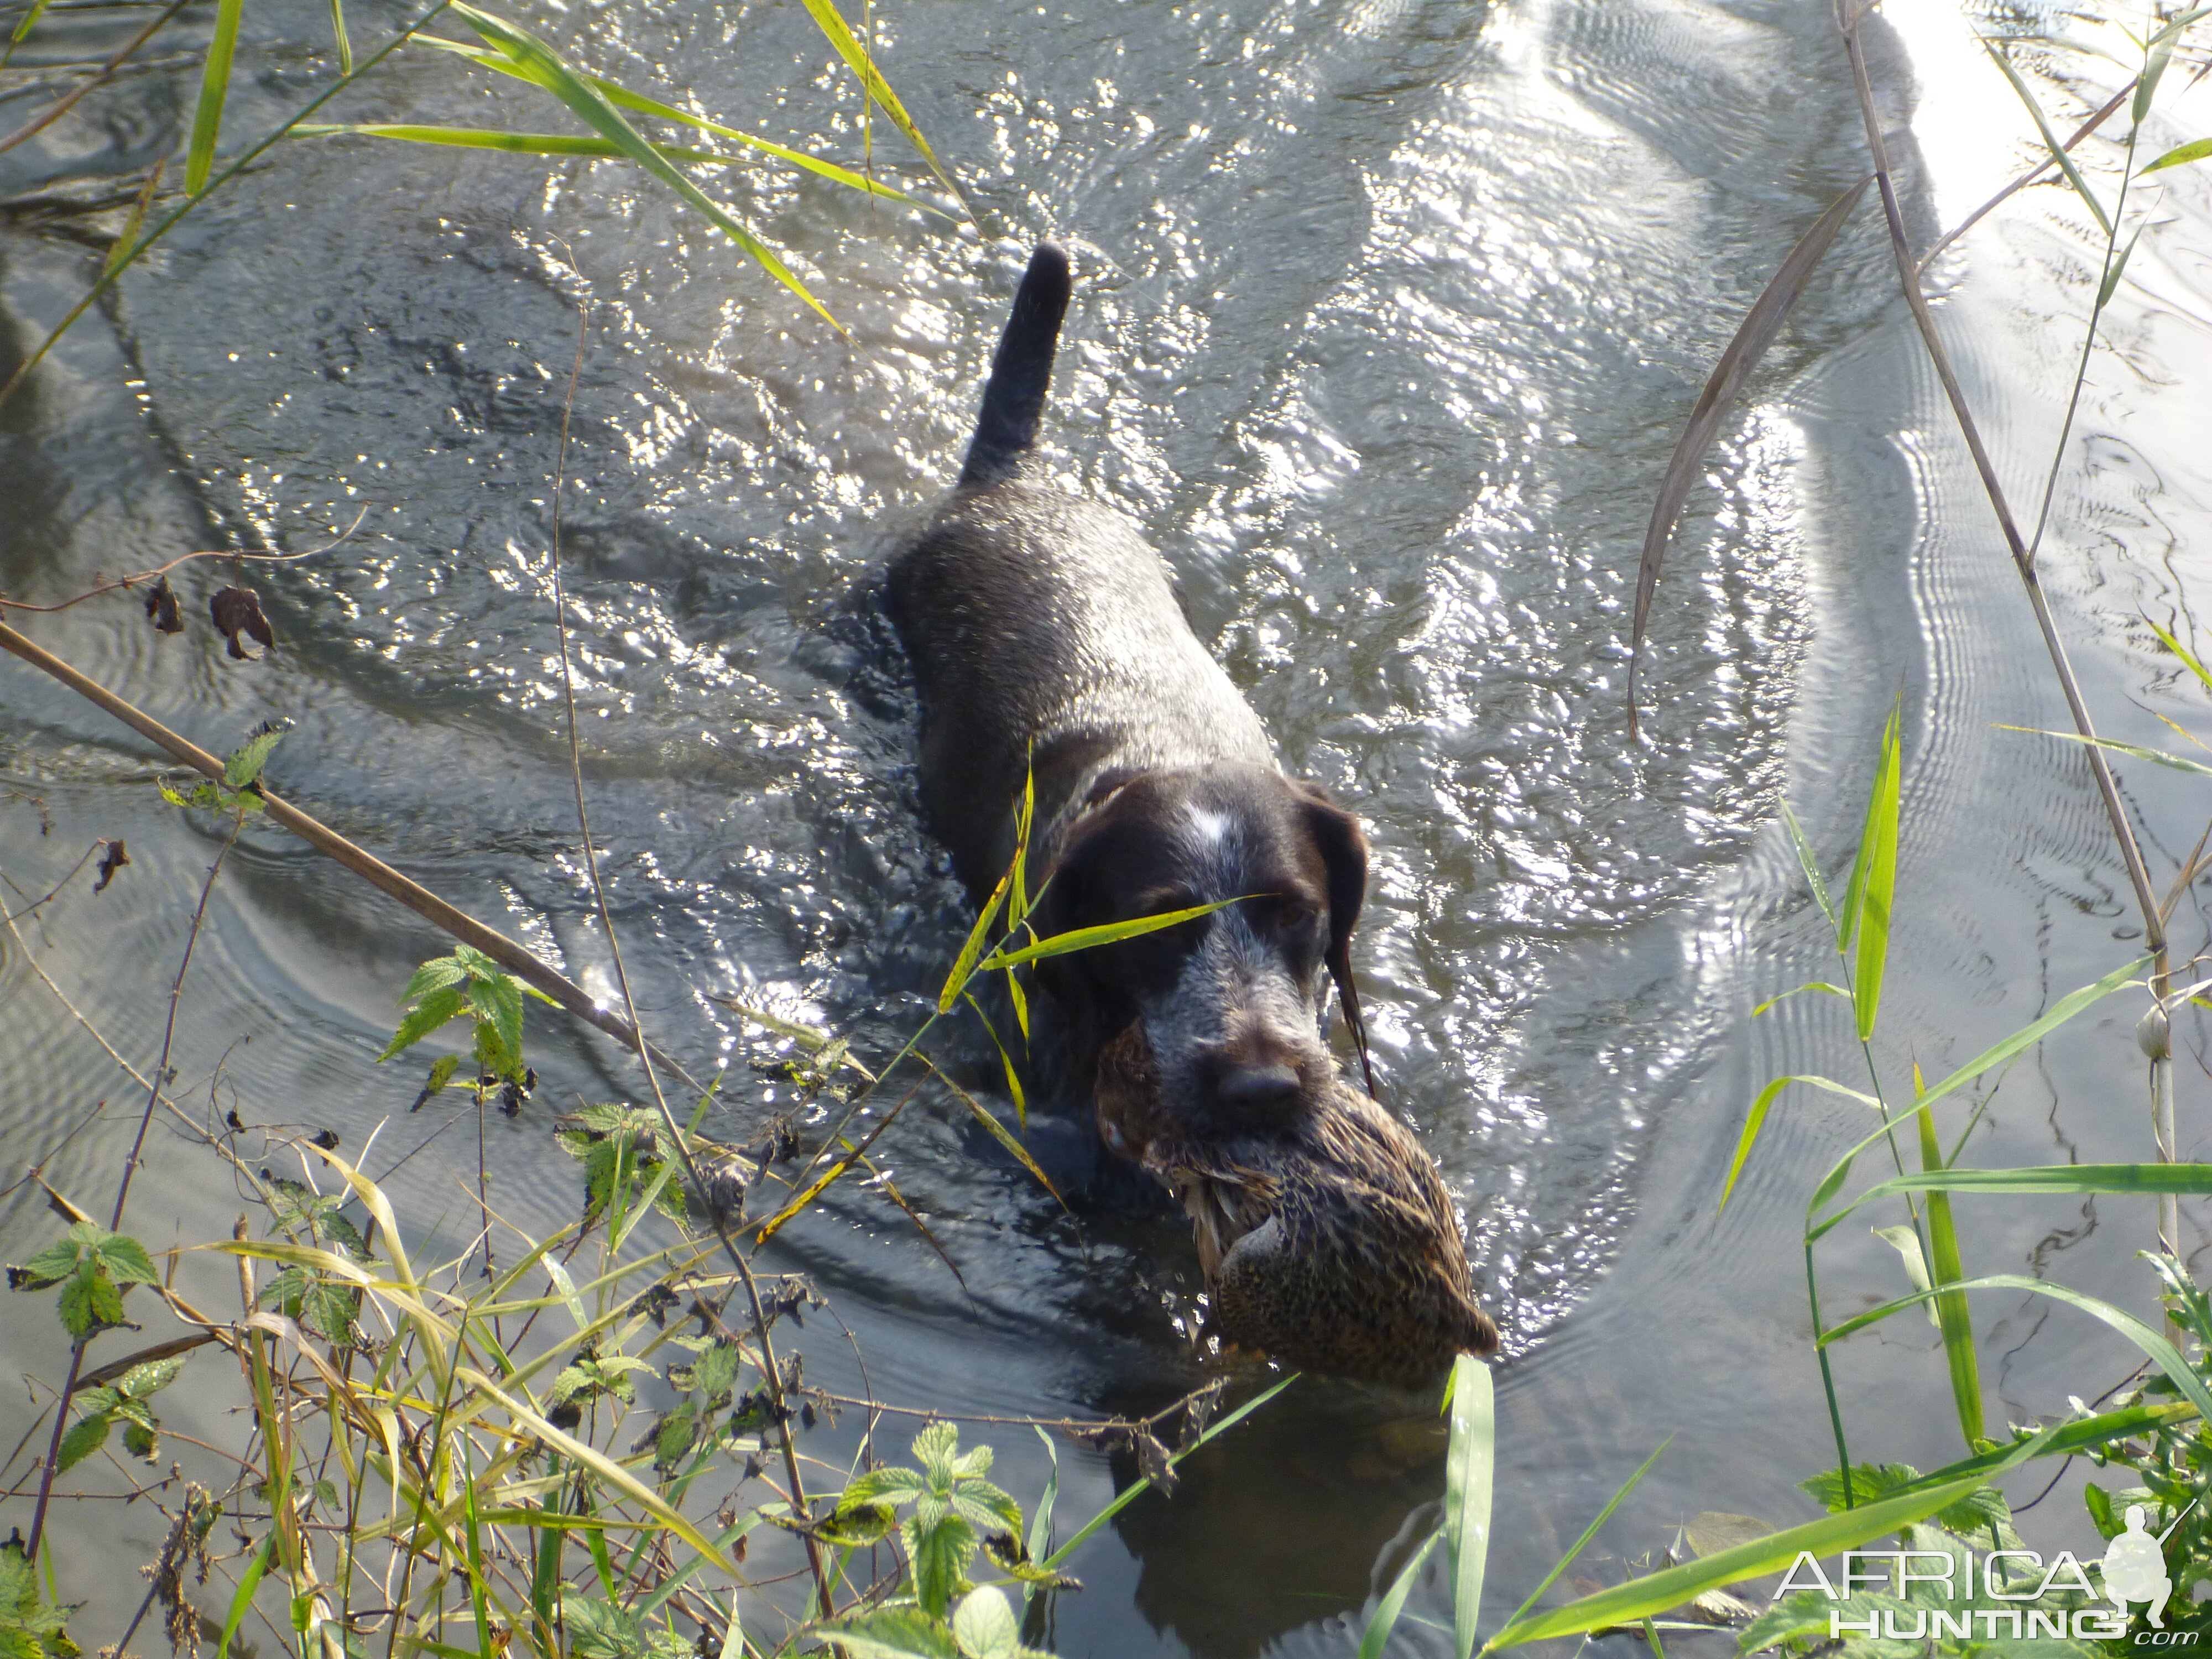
<box><xmin>1031</xmin><ymin>762</ymin><xmax>1370</xmax><ymax>1142</ymax></box>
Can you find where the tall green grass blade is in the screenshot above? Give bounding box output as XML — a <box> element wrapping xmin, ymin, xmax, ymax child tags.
<box><xmin>963</xmin><ymin>992</ymin><xmax>1027</xmax><ymax>1125</ymax></box>
<box><xmin>1778</xmin><ymin>802</ymin><xmax>1838</xmax><ymax>930</ymax></box>
<box><xmin>2006</xmin><ymin>724</ymin><xmax>2212</xmax><ymax>777</ymax></box>
<box><xmin>462</xmin><ymin>1450</ymin><xmax>494</xmax><ymax>1658</ymax></box>
<box><xmin>1749</xmin><ymin>982</ymin><xmax>1847</xmax><ymax>1018</ymax></box>
<box><xmin>1915</xmin><ymin>1106</ymin><xmax>1983</xmax><ymax>1447</ymax></box>
<box><xmin>794</xmin><ymin>0</ymin><xmax>965</xmax><ymax>210</ymax></box>
<box><xmin>1444</xmin><ymin>1354</ymin><xmax>1494</xmax><ymax>1659</ymax></box>
<box><xmin>2143</xmin><ymin>615</ymin><xmax>2212</xmax><ymax>693</ymax></box>
<box><xmin>1811</xmin><ymin>1161</ymin><xmax>2212</xmax><ymax>1241</ymax></box>
<box><xmin>1724</xmin><ymin>1072</ymin><xmax>1885</xmax><ymax>1217</ymax></box>
<box><xmin>529</xmin><ymin>1504</ymin><xmax>562</xmax><ymax>1659</ymax></box>
<box><xmin>1983</xmin><ymin>39</ymin><xmax>2112</xmax><ymax>235</ymax></box>
<box><xmin>1816</xmin><ymin>1274</ymin><xmax>2212</xmax><ymax>1427</ymax></box>
<box><xmin>446</xmin><ymin>2</ymin><xmax>839</xmax><ymax>331</ymax></box>
<box><xmin>9</xmin><ymin>0</ymin><xmax>55</xmax><ymax>46</ymax></box>
<box><xmin>940</xmin><ymin>862</ymin><xmax>1011</xmax><ymax>1012</ymax></box>
<box><xmin>2144</xmin><ymin>136</ymin><xmax>2212</xmax><ymax>175</ymax></box>
<box><xmin>215</xmin><ymin>1531</ymin><xmax>275</xmax><ymax>1658</ymax></box>
<box><xmin>1021</xmin><ymin>1425</ymin><xmax>1058</xmax><ymax>1611</ymax></box>
<box><xmin>1493</xmin><ymin>1437</ymin><xmax>1671</xmax><ymax>1641</ymax></box>
<box><xmin>329</xmin><ymin>0</ymin><xmax>352</xmax><ymax>73</ymax></box>
<box><xmin>185</xmin><ymin>0</ymin><xmax>246</xmax><ymax>194</ymax></box>
<box><xmin>1358</xmin><ymin>1528</ymin><xmax>1441</xmax><ymax>1659</ymax></box>
<box><xmin>631</xmin><ymin>1514</ymin><xmax>768</xmax><ymax>1620</ymax></box>
<box><xmin>298</xmin><ymin>123</ymin><xmax>774</xmax><ymax>168</ymax></box>
<box><xmin>414</xmin><ymin>36</ymin><xmax>933</xmax><ymax>205</ymax></box>
<box><xmin>1041</xmin><ymin>1374</ymin><xmax>1296</xmax><ymax>1571</ymax></box>
<box><xmin>931</xmin><ymin>1055</ymin><xmax>1061</xmax><ymax>1203</ymax></box>
<box><xmin>2132</xmin><ymin>5</ymin><xmax>2206</xmax><ymax>127</ymax></box>
<box><xmin>1801</xmin><ymin>958</ymin><xmax>2147</xmax><ymax>1232</ymax></box>
<box><xmin>2099</xmin><ymin>217</ymin><xmax>2148</xmax><ymax>307</ymax></box>
<box><xmin>1481</xmin><ymin>1425</ymin><xmax>2058</xmax><ymax>1651</ymax></box>
<box><xmin>980</xmin><ymin>898</ymin><xmax>1240</xmax><ymax>971</ymax></box>
<box><xmin>1881</xmin><ymin>1398</ymin><xmax>2197</xmax><ymax>1501</ymax></box>
<box><xmin>1849</xmin><ymin>706</ymin><xmax>1901</xmax><ymax>1040</ymax></box>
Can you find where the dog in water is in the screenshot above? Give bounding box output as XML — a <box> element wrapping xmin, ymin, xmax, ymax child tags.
<box><xmin>886</xmin><ymin>244</ymin><xmax>1498</xmax><ymax>1384</ymax></box>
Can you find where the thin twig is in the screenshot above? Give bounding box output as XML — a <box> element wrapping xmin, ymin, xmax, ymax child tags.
<box><xmin>24</xmin><ymin>801</ymin><xmax>244</xmax><ymax>1559</ymax></box>
<box><xmin>0</xmin><ymin>516</ymin><xmax>358</xmax><ymax>614</ymax></box>
<box><xmin>0</xmin><ymin>615</ymin><xmax>695</xmax><ymax>1078</ymax></box>
<box><xmin>537</xmin><ymin>288</ymin><xmax>834</xmax><ymax>1614</ymax></box>
<box><xmin>0</xmin><ymin>0</ymin><xmax>186</xmax><ymax>152</ymax></box>
<box><xmin>1916</xmin><ymin>81</ymin><xmax>2134</xmax><ymax>277</ymax></box>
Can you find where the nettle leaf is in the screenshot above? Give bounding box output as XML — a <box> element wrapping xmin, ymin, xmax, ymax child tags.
<box><xmin>55</xmin><ymin>1411</ymin><xmax>112</xmax><ymax>1473</ymax></box>
<box><xmin>121</xmin><ymin>1416</ymin><xmax>159</xmax><ymax>1462</ymax></box>
<box><xmin>912</xmin><ymin>1420</ymin><xmax>959</xmax><ymax>1485</ymax></box>
<box><xmin>11</xmin><ymin>1238</ymin><xmax>83</xmax><ymax>1290</ymax></box>
<box><xmin>379</xmin><ymin>985</ymin><xmax>468</xmax><ymax>1062</ymax></box>
<box><xmin>653</xmin><ymin>1401</ymin><xmax>700</xmax><ymax>1473</ymax></box>
<box><xmin>114</xmin><ymin>1355</ymin><xmax>186</xmax><ymax>1400</ymax></box>
<box><xmin>223</xmin><ymin>726</ymin><xmax>285</xmax><ymax>788</ymax></box>
<box><xmin>401</xmin><ymin>953</ymin><xmax>471</xmax><ymax>1002</ymax></box>
<box><xmin>816</xmin><ymin>1503</ymin><xmax>899</xmax><ymax>1548</ymax></box>
<box><xmin>91</xmin><ymin>1231</ymin><xmax>158</xmax><ymax>1285</ymax></box>
<box><xmin>816</xmin><ymin>1606</ymin><xmax>961</xmax><ymax>1659</ymax></box>
<box><xmin>682</xmin><ymin>1339</ymin><xmax>742</xmax><ymax>1404</ymax></box>
<box><xmin>58</xmin><ymin>1265</ymin><xmax>129</xmax><ymax>1339</ymax></box>
<box><xmin>951</xmin><ymin>1586</ymin><xmax>1021</xmax><ymax>1659</ymax></box>
<box><xmin>468</xmin><ymin>971</ymin><xmax>525</xmax><ymax>1068</ymax></box>
<box><xmin>904</xmin><ymin>1511</ymin><xmax>978</xmax><ymax>1621</ymax></box>
<box><xmin>841</xmin><ymin>1466</ymin><xmax>928</xmax><ymax>1510</ymax></box>
<box><xmin>948</xmin><ymin>1477</ymin><xmax>1021</xmax><ymax>1536</ymax></box>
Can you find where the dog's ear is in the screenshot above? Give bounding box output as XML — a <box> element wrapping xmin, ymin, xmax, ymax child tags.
<box><xmin>1027</xmin><ymin>808</ymin><xmax>1115</xmax><ymax>1057</ymax></box>
<box><xmin>1293</xmin><ymin>780</ymin><xmax>1375</xmax><ymax>1097</ymax></box>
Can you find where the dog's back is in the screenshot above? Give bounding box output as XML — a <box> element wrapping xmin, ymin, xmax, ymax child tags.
<box><xmin>888</xmin><ymin>247</ymin><xmax>1272</xmax><ymax>894</ymax></box>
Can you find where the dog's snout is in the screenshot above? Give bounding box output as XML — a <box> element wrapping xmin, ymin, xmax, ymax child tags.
<box><xmin>1216</xmin><ymin>1061</ymin><xmax>1301</xmax><ymax>1110</ymax></box>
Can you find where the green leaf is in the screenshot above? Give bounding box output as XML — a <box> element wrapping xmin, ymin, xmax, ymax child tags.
<box><xmin>58</xmin><ymin>1265</ymin><xmax>127</xmax><ymax>1339</ymax></box>
<box><xmin>979</xmin><ymin>898</ymin><xmax>1240</xmax><ymax>972</ymax></box>
<box><xmin>379</xmin><ymin>985</ymin><xmax>468</xmax><ymax>1062</ymax></box>
<box><xmin>793</xmin><ymin>0</ymin><xmax>965</xmax><ymax>208</ymax></box>
<box><xmin>1492</xmin><ymin>1437</ymin><xmax>1671</xmax><ymax>1640</ymax></box>
<box><xmin>2143</xmin><ymin>136</ymin><xmax>2212</xmax><ymax>175</ymax></box>
<box><xmin>1748</xmin><ymin>981</ymin><xmax>1848</xmax><ymax>1017</ymax></box>
<box><xmin>9</xmin><ymin>0</ymin><xmax>55</xmax><ymax>45</ymax></box>
<box><xmin>1359</xmin><ymin>1529</ymin><xmax>1440</xmax><ymax>1659</ymax></box>
<box><xmin>1811</xmin><ymin>1160</ymin><xmax>2212</xmax><ymax>1243</ymax></box>
<box><xmin>92</xmin><ymin>1232</ymin><xmax>158</xmax><ymax>1285</ymax></box>
<box><xmin>1916</xmin><ymin>1107</ymin><xmax>1983</xmax><ymax>1449</ymax></box>
<box><xmin>296</xmin><ymin>123</ymin><xmax>777</xmax><ymax>170</ymax></box>
<box><xmin>912</xmin><ymin>1420</ymin><xmax>958</xmax><ymax>1484</ymax></box>
<box><xmin>839</xmin><ymin>1465</ymin><xmax>928</xmax><ymax>1511</ymax></box>
<box><xmin>816</xmin><ymin>1608</ymin><xmax>961</xmax><ymax>1659</ymax></box>
<box><xmin>327</xmin><ymin>0</ymin><xmax>350</xmax><ymax>72</ymax></box>
<box><xmin>1721</xmin><ymin>1074</ymin><xmax>1883</xmax><ymax>1215</ymax></box>
<box><xmin>951</xmin><ymin>1587</ymin><xmax>1019</xmax><ymax>1659</ymax></box>
<box><xmin>1815</xmin><ymin>1273</ymin><xmax>2212</xmax><ymax>1430</ymax></box>
<box><xmin>2099</xmin><ymin>216</ymin><xmax>2148</xmax><ymax>307</ymax></box>
<box><xmin>940</xmin><ymin>862</ymin><xmax>1011</xmax><ymax>1013</ymax></box>
<box><xmin>1849</xmin><ymin>705</ymin><xmax>1901</xmax><ymax>1042</ymax></box>
<box><xmin>11</xmin><ymin>1238</ymin><xmax>82</xmax><ymax>1290</ymax></box>
<box><xmin>55</xmin><ymin>1411</ymin><xmax>112</xmax><ymax>1473</ymax></box>
<box><xmin>446</xmin><ymin>2</ymin><xmax>839</xmax><ymax>330</ymax></box>
<box><xmin>1021</xmin><ymin>1426</ymin><xmax>1057</xmax><ymax>1611</ymax></box>
<box><xmin>2006</xmin><ymin>726</ymin><xmax>2212</xmax><ymax>776</ymax></box>
<box><xmin>467</xmin><ymin>972</ymin><xmax>525</xmax><ymax>1074</ymax></box>
<box><xmin>185</xmin><ymin>0</ymin><xmax>245</xmax><ymax>195</ymax></box>
<box><xmin>1982</xmin><ymin>39</ymin><xmax>2112</xmax><ymax>236</ymax></box>
<box><xmin>217</xmin><ymin>1531</ymin><xmax>275</xmax><ymax>1659</ymax></box>
<box><xmin>1779</xmin><ymin>801</ymin><xmax>1838</xmax><ymax>930</ymax></box>
<box><xmin>962</xmin><ymin>994</ymin><xmax>1027</xmax><ymax>1128</ymax></box>
<box><xmin>2142</xmin><ymin>615</ymin><xmax>2212</xmax><ymax>693</ymax></box>
<box><xmin>122</xmin><ymin>1415</ymin><xmax>159</xmax><ymax>1460</ymax></box>
<box><xmin>2132</xmin><ymin>6</ymin><xmax>2204</xmax><ymax>127</ymax></box>
<box><xmin>931</xmin><ymin>1066</ymin><xmax>1062</xmax><ymax>1205</ymax></box>
<box><xmin>401</xmin><ymin>953</ymin><xmax>469</xmax><ymax>1002</ymax></box>
<box><xmin>906</xmin><ymin>1512</ymin><xmax>978</xmax><ymax>1620</ymax></box>
<box><xmin>224</xmin><ymin>727</ymin><xmax>285</xmax><ymax>788</ymax></box>
<box><xmin>1480</xmin><ymin>1425</ymin><xmax>2058</xmax><ymax>1650</ymax></box>
<box><xmin>1444</xmin><ymin>1354</ymin><xmax>1494</xmax><ymax>1659</ymax></box>
<box><xmin>412</xmin><ymin>36</ymin><xmax>936</xmax><ymax>206</ymax></box>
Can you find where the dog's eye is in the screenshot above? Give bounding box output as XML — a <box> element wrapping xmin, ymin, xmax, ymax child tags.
<box><xmin>1270</xmin><ymin>899</ymin><xmax>1319</xmax><ymax>934</ymax></box>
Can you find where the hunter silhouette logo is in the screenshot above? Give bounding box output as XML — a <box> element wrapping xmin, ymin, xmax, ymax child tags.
<box><xmin>2105</xmin><ymin>1506</ymin><xmax>2174</xmax><ymax>1629</ymax></box>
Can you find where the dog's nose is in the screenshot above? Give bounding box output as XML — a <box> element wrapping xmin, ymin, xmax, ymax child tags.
<box><xmin>1217</xmin><ymin>1062</ymin><xmax>1301</xmax><ymax>1113</ymax></box>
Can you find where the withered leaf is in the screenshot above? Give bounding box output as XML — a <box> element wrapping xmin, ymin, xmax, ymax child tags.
<box><xmin>1177</xmin><ymin>1378</ymin><xmax>1227</xmax><ymax>1449</ymax></box>
<box><xmin>209</xmin><ymin>585</ymin><xmax>274</xmax><ymax>660</ymax></box>
<box><xmin>93</xmin><ymin>840</ymin><xmax>130</xmax><ymax>893</ymax></box>
<box><xmin>143</xmin><ymin>576</ymin><xmax>183</xmax><ymax>634</ymax></box>
<box><xmin>310</xmin><ymin>1129</ymin><xmax>340</xmax><ymax>1150</ymax></box>
<box><xmin>1134</xmin><ymin>1427</ymin><xmax>1177</xmax><ymax>1496</ymax></box>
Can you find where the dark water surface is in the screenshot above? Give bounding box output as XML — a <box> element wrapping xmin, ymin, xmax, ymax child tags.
<box><xmin>7</xmin><ymin>0</ymin><xmax>2212</xmax><ymax>1648</ymax></box>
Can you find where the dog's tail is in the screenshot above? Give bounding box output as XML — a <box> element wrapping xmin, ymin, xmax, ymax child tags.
<box><xmin>959</xmin><ymin>244</ymin><xmax>1072</xmax><ymax>488</ymax></box>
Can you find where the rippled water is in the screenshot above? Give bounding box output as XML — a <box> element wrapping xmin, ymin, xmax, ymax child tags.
<box><xmin>8</xmin><ymin>0</ymin><xmax>2212</xmax><ymax>1648</ymax></box>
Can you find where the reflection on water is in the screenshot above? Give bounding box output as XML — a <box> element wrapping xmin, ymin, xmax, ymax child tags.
<box><xmin>9</xmin><ymin>0</ymin><xmax>2212</xmax><ymax>1649</ymax></box>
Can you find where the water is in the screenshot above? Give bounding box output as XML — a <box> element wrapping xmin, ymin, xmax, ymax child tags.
<box><xmin>7</xmin><ymin>0</ymin><xmax>2212</xmax><ymax>1648</ymax></box>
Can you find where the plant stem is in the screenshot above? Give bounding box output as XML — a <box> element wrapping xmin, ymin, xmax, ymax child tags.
<box><xmin>23</xmin><ymin>803</ymin><xmax>243</xmax><ymax>1560</ymax></box>
<box><xmin>1807</xmin><ymin>1243</ymin><xmax>1854</xmax><ymax>1506</ymax></box>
